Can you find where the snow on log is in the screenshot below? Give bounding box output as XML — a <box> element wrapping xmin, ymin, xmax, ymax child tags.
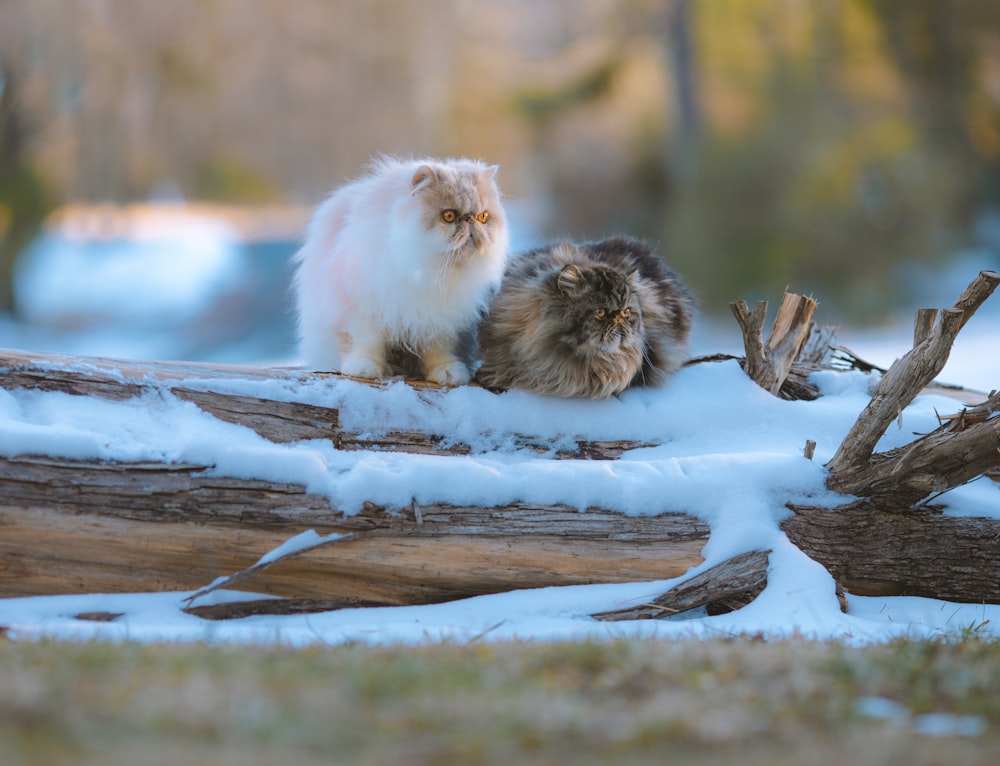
<box><xmin>828</xmin><ymin>270</ymin><xmax>1000</xmax><ymax>477</ymax></box>
<box><xmin>0</xmin><ymin>452</ymin><xmax>708</xmax><ymax>605</ymax></box>
<box><xmin>779</xmin><ymin>271</ymin><xmax>1000</xmax><ymax>604</ymax></box>
<box><xmin>0</xmin><ymin>350</ymin><xmax>649</xmax><ymax>459</ymax></box>
<box><xmin>1</xmin><ymin>270</ymin><xmax>998</xmax><ymax>615</ymax></box>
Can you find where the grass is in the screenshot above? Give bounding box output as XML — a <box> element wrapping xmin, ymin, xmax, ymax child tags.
<box><xmin>1</xmin><ymin>634</ymin><xmax>998</xmax><ymax>765</ymax></box>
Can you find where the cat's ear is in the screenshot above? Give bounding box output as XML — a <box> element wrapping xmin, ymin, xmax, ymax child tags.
<box><xmin>628</xmin><ymin>269</ymin><xmax>640</xmax><ymax>284</ymax></box>
<box><xmin>556</xmin><ymin>264</ymin><xmax>583</xmax><ymax>295</ymax></box>
<box><xmin>478</xmin><ymin>164</ymin><xmax>499</xmax><ymax>183</ymax></box>
<box><xmin>411</xmin><ymin>165</ymin><xmax>438</xmax><ymax>193</ymax></box>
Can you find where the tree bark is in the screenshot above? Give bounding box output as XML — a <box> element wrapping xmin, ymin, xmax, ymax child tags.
<box><xmin>825</xmin><ymin>392</ymin><xmax>1000</xmax><ymax>506</ymax></box>
<box><xmin>783</xmin><ymin>383</ymin><xmax>1000</xmax><ymax>605</ymax></box>
<box><xmin>782</xmin><ymin>501</ymin><xmax>1000</xmax><ymax>602</ymax></box>
<box><xmin>730</xmin><ymin>273</ymin><xmax>999</xmax><ymax>507</ymax></box>
<box><xmin>592</xmin><ymin>549</ymin><xmax>771</xmax><ymax>621</ymax></box>
<box><xmin>1</xmin><ymin>269</ymin><xmax>998</xmax><ymax>616</ymax></box>
<box><xmin>827</xmin><ymin>270</ymin><xmax>999</xmax><ymax>476</ymax></box>
<box><xmin>729</xmin><ymin>292</ymin><xmax>818</xmax><ymax>397</ymax></box>
<box><xmin>821</xmin><ymin>272</ymin><xmax>1000</xmax><ymax>505</ymax></box>
<box><xmin>0</xmin><ymin>349</ymin><xmax>649</xmax><ymax>459</ymax></box>
<box><xmin>0</xmin><ymin>454</ymin><xmax>708</xmax><ymax>606</ymax></box>
<box><xmin>734</xmin><ymin>271</ymin><xmax>1000</xmax><ymax>605</ymax></box>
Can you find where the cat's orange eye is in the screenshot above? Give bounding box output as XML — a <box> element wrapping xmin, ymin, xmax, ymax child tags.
<box><xmin>621</xmin><ymin>308</ymin><xmax>631</xmax><ymax>318</ymax></box>
<box><xmin>476</xmin><ymin>211</ymin><xmax>490</xmax><ymax>224</ymax></box>
<box><xmin>594</xmin><ymin>309</ymin><xmax>606</xmax><ymax>320</ymax></box>
<box><xmin>441</xmin><ymin>209</ymin><xmax>458</xmax><ymax>223</ymax></box>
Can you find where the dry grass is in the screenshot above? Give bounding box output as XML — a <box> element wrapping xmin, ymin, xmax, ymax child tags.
<box><xmin>1</xmin><ymin>634</ymin><xmax>998</xmax><ymax>765</ymax></box>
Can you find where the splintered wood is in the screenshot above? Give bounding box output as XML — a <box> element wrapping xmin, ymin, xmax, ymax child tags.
<box><xmin>824</xmin><ymin>270</ymin><xmax>1000</xmax><ymax>495</ymax></box>
<box><xmin>592</xmin><ymin>550</ymin><xmax>771</xmax><ymax>621</ymax></box>
<box><xmin>1</xmin><ymin>270</ymin><xmax>998</xmax><ymax>614</ymax></box>
<box><xmin>730</xmin><ymin>292</ymin><xmax>818</xmax><ymax>397</ymax></box>
<box><xmin>782</xmin><ymin>271</ymin><xmax>1000</xmax><ymax>604</ymax></box>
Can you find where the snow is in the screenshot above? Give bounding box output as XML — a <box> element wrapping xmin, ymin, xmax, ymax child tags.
<box><xmin>913</xmin><ymin>713</ymin><xmax>989</xmax><ymax>738</ymax></box>
<box><xmin>0</xmin><ymin>207</ymin><xmax>998</xmax><ymax>646</ymax></box>
<box><xmin>855</xmin><ymin>696</ymin><xmax>987</xmax><ymax>737</ymax></box>
<box><xmin>0</xmin><ymin>324</ymin><xmax>997</xmax><ymax>647</ymax></box>
<box><xmin>15</xmin><ymin>205</ymin><xmax>246</xmax><ymax>325</ymax></box>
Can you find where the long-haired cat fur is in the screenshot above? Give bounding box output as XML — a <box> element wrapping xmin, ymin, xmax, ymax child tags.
<box><xmin>294</xmin><ymin>155</ymin><xmax>509</xmax><ymax>384</ymax></box>
<box><xmin>476</xmin><ymin>235</ymin><xmax>694</xmax><ymax>399</ymax></box>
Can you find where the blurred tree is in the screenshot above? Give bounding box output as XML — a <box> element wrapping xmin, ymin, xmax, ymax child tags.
<box><xmin>663</xmin><ymin>0</ymin><xmax>998</xmax><ymax>321</ymax></box>
<box><xmin>515</xmin><ymin>57</ymin><xmax>622</xmax><ymax>124</ymax></box>
<box><xmin>0</xmin><ymin>61</ymin><xmax>55</xmax><ymax>317</ymax></box>
<box><xmin>3</xmin><ymin>0</ymin><xmax>998</xmax><ymax>324</ymax></box>
<box><xmin>864</xmin><ymin>0</ymin><xmax>1000</xmax><ymax>216</ymax></box>
<box><xmin>666</xmin><ymin>0</ymin><xmax>700</xmax><ymax>179</ymax></box>
<box><xmin>196</xmin><ymin>156</ymin><xmax>279</xmax><ymax>204</ymax></box>
<box><xmin>511</xmin><ymin>12</ymin><xmax>675</xmax><ymax>244</ymax></box>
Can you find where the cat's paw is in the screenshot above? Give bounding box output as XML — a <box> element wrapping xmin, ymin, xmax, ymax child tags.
<box><xmin>340</xmin><ymin>355</ymin><xmax>386</xmax><ymax>380</ymax></box>
<box><xmin>425</xmin><ymin>360</ymin><xmax>471</xmax><ymax>386</ymax></box>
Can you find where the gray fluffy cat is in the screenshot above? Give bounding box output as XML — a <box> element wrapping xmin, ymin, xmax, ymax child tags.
<box><xmin>476</xmin><ymin>235</ymin><xmax>694</xmax><ymax>399</ymax></box>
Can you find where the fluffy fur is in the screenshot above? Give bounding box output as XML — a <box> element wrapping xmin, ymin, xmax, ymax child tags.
<box><xmin>294</xmin><ymin>155</ymin><xmax>509</xmax><ymax>384</ymax></box>
<box><xmin>476</xmin><ymin>235</ymin><xmax>694</xmax><ymax>399</ymax></box>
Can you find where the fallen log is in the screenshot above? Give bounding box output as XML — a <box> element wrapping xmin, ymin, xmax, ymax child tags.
<box><xmin>775</xmin><ymin>271</ymin><xmax>1000</xmax><ymax>604</ymax></box>
<box><xmin>782</xmin><ymin>500</ymin><xmax>1000</xmax><ymax>602</ymax></box>
<box><xmin>0</xmin><ymin>453</ymin><xmax>707</xmax><ymax>606</ymax></box>
<box><xmin>783</xmin><ymin>387</ymin><xmax>1000</xmax><ymax>603</ymax></box>
<box><xmin>592</xmin><ymin>549</ymin><xmax>771</xmax><ymax>621</ymax></box>
<box><xmin>0</xmin><ymin>347</ymin><xmax>706</xmax><ymax>611</ymax></box>
<box><xmin>827</xmin><ymin>270</ymin><xmax>1000</xmax><ymax>478</ymax></box>
<box><xmin>1</xmin><ymin>271</ymin><xmax>997</xmax><ymax>617</ymax></box>
<box><xmin>0</xmin><ymin>349</ymin><xmax>649</xmax><ymax>459</ymax></box>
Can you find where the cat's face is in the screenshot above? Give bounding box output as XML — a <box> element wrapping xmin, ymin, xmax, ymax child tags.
<box><xmin>411</xmin><ymin>163</ymin><xmax>505</xmax><ymax>262</ymax></box>
<box><xmin>550</xmin><ymin>264</ymin><xmax>643</xmax><ymax>356</ymax></box>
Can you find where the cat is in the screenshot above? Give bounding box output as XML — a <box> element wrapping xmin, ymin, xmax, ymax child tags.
<box><xmin>293</xmin><ymin>155</ymin><xmax>509</xmax><ymax>384</ymax></box>
<box><xmin>475</xmin><ymin>235</ymin><xmax>694</xmax><ymax>399</ymax></box>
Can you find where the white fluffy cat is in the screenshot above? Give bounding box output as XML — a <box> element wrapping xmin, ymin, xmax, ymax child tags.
<box><xmin>294</xmin><ymin>156</ymin><xmax>509</xmax><ymax>384</ymax></box>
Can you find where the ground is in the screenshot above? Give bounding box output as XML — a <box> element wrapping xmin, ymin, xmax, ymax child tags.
<box><xmin>2</xmin><ymin>635</ymin><xmax>998</xmax><ymax>765</ymax></box>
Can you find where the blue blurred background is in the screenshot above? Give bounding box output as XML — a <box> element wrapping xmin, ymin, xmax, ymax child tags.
<box><xmin>1</xmin><ymin>0</ymin><xmax>998</xmax><ymax>363</ymax></box>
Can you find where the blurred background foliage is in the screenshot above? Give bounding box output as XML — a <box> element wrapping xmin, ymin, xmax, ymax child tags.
<box><xmin>1</xmin><ymin>0</ymin><xmax>999</xmax><ymax>334</ymax></box>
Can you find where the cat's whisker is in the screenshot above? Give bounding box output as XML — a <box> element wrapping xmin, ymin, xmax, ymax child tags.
<box><xmin>638</xmin><ymin>345</ymin><xmax>669</xmax><ymax>386</ymax></box>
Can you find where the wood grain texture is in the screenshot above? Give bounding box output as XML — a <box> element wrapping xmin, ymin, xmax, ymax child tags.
<box><xmin>730</xmin><ymin>300</ymin><xmax>770</xmax><ymax>387</ymax></box>
<box><xmin>783</xmin><ymin>500</ymin><xmax>1000</xmax><ymax>602</ymax></box>
<box><xmin>826</xmin><ymin>393</ymin><xmax>1000</xmax><ymax>505</ymax></box>
<box><xmin>821</xmin><ymin>271</ymin><xmax>1000</xmax><ymax>507</ymax></box>
<box><xmin>2</xmin><ymin>273</ymin><xmax>998</xmax><ymax>616</ymax></box>
<box><xmin>592</xmin><ymin>549</ymin><xmax>771</xmax><ymax>621</ymax></box>
<box><xmin>763</xmin><ymin>293</ymin><xmax>818</xmax><ymax>395</ymax></box>
<box><xmin>0</xmin><ymin>455</ymin><xmax>708</xmax><ymax>604</ymax></box>
<box><xmin>730</xmin><ymin>292</ymin><xmax>817</xmax><ymax>395</ymax></box>
<box><xmin>827</xmin><ymin>270</ymin><xmax>999</xmax><ymax>475</ymax></box>
<box><xmin>0</xmin><ymin>348</ymin><xmax>650</xmax><ymax>459</ymax></box>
